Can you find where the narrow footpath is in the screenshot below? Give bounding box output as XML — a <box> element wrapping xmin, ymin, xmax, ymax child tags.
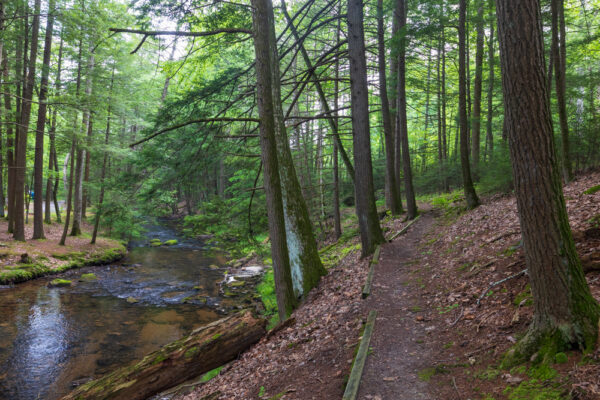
<box><xmin>358</xmin><ymin>211</ymin><xmax>436</xmax><ymax>400</ymax></box>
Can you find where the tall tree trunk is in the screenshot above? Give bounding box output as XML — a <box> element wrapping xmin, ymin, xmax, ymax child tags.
<box><xmin>395</xmin><ymin>0</ymin><xmax>417</xmax><ymax>219</ymax></box>
<box><xmin>45</xmin><ymin>37</ymin><xmax>63</xmax><ymax>224</ymax></box>
<box><xmin>459</xmin><ymin>0</ymin><xmax>480</xmax><ymax>209</ymax></box>
<box><xmin>485</xmin><ymin>0</ymin><xmax>495</xmax><ymax>162</ymax></box>
<box><xmin>269</xmin><ymin>4</ymin><xmax>326</xmax><ymax>297</ymax></box>
<box><xmin>33</xmin><ymin>0</ymin><xmax>54</xmax><ymax>239</ymax></box>
<box><xmin>471</xmin><ymin>0</ymin><xmax>484</xmax><ymax>172</ymax></box>
<box><xmin>347</xmin><ymin>0</ymin><xmax>385</xmax><ymax>257</ymax></box>
<box><xmin>92</xmin><ymin>65</ymin><xmax>115</xmax><ymax>244</ymax></box>
<box><xmin>551</xmin><ymin>0</ymin><xmax>573</xmax><ymax>182</ymax></box>
<box><xmin>441</xmin><ymin>26</ymin><xmax>449</xmax><ymax>191</ymax></box>
<box><xmin>1</xmin><ymin>49</ymin><xmax>12</xmax><ymax>221</ymax></box>
<box><xmin>332</xmin><ymin>5</ymin><xmax>342</xmax><ymax>240</ymax></box>
<box><xmin>72</xmin><ymin>51</ymin><xmax>93</xmax><ymax>236</ymax></box>
<box><xmin>437</xmin><ymin>35</ymin><xmax>445</xmax><ymax>191</ymax></box>
<box><xmin>496</xmin><ymin>0</ymin><xmax>599</xmax><ymax>365</ymax></box>
<box><xmin>82</xmin><ymin>116</ymin><xmax>93</xmax><ymax>219</ymax></box>
<box><xmin>251</xmin><ymin>0</ymin><xmax>297</xmax><ymax>320</ymax></box>
<box><xmin>60</xmin><ymin>140</ymin><xmax>76</xmax><ymax>246</ymax></box>
<box><xmin>14</xmin><ymin>0</ymin><xmax>41</xmax><ymax>241</ymax></box>
<box><xmin>378</xmin><ymin>0</ymin><xmax>402</xmax><ymax>216</ymax></box>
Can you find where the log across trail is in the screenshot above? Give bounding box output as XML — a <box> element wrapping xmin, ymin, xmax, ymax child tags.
<box><xmin>61</xmin><ymin>311</ymin><xmax>266</xmax><ymax>400</ymax></box>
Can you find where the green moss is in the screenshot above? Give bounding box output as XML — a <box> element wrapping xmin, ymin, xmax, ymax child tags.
<box><xmin>151</xmin><ymin>353</ymin><xmax>167</xmax><ymax>365</ymax></box>
<box><xmin>199</xmin><ymin>366</ymin><xmax>223</xmax><ymax>382</ymax></box>
<box><xmin>583</xmin><ymin>185</ymin><xmax>600</xmax><ymax>195</ymax></box>
<box><xmin>184</xmin><ymin>346</ymin><xmax>199</xmax><ymax>358</ymax></box>
<box><xmin>513</xmin><ymin>285</ymin><xmax>533</xmax><ymax>307</ymax></box>
<box><xmin>211</xmin><ymin>333</ymin><xmax>222</xmax><ymax>341</ymax></box>
<box><xmin>554</xmin><ymin>352</ymin><xmax>568</xmax><ymax>364</ymax></box>
<box><xmin>417</xmin><ymin>367</ymin><xmax>437</xmax><ymax>382</ymax></box>
<box><xmin>150</xmin><ymin>241</ymin><xmax>162</xmax><ymax>247</ymax></box>
<box><xmin>228</xmin><ymin>280</ymin><xmax>245</xmax><ymax>287</ymax></box>
<box><xmin>163</xmin><ymin>239</ymin><xmax>178</xmax><ymax>246</ymax></box>
<box><xmin>48</xmin><ymin>278</ymin><xmax>72</xmax><ymax>287</ymax></box>
<box><xmin>478</xmin><ymin>367</ymin><xmax>501</xmax><ymax>381</ymax></box>
<box><xmin>80</xmin><ymin>273</ymin><xmax>98</xmax><ymax>282</ymax></box>
<box><xmin>503</xmin><ymin>379</ymin><xmax>564</xmax><ymax>400</ymax></box>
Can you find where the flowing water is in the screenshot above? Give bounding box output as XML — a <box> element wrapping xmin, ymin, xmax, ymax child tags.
<box><xmin>0</xmin><ymin>222</ymin><xmax>240</xmax><ymax>400</ymax></box>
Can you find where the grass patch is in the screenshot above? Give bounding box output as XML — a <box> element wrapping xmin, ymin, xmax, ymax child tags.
<box><xmin>583</xmin><ymin>185</ymin><xmax>600</xmax><ymax>195</ymax></box>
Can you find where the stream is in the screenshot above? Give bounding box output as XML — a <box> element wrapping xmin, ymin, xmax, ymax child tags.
<box><xmin>0</xmin><ymin>221</ymin><xmax>253</xmax><ymax>400</ymax></box>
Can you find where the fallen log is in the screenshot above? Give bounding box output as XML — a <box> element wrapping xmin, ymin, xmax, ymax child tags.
<box><xmin>61</xmin><ymin>311</ymin><xmax>266</xmax><ymax>400</ymax></box>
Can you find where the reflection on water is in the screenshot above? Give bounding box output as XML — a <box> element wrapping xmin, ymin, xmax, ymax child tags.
<box><xmin>0</xmin><ymin>223</ymin><xmax>230</xmax><ymax>400</ymax></box>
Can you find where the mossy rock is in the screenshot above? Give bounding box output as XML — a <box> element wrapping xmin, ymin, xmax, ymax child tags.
<box><xmin>126</xmin><ymin>297</ymin><xmax>139</xmax><ymax>304</ymax></box>
<box><xmin>208</xmin><ymin>264</ymin><xmax>220</xmax><ymax>270</ymax></box>
<box><xmin>163</xmin><ymin>240</ymin><xmax>178</xmax><ymax>246</ymax></box>
<box><xmin>228</xmin><ymin>280</ymin><xmax>245</xmax><ymax>287</ymax></box>
<box><xmin>149</xmin><ymin>238</ymin><xmax>162</xmax><ymax>244</ymax></box>
<box><xmin>48</xmin><ymin>279</ymin><xmax>72</xmax><ymax>287</ymax></box>
<box><xmin>150</xmin><ymin>241</ymin><xmax>162</xmax><ymax>247</ymax></box>
<box><xmin>79</xmin><ymin>273</ymin><xmax>98</xmax><ymax>282</ymax></box>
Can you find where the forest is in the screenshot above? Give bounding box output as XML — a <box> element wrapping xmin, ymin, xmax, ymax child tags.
<box><xmin>0</xmin><ymin>0</ymin><xmax>600</xmax><ymax>398</ymax></box>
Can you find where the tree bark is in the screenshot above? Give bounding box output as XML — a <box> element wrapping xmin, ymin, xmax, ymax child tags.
<box><xmin>378</xmin><ymin>0</ymin><xmax>402</xmax><ymax>216</ymax></box>
<box><xmin>1</xmin><ymin>49</ymin><xmax>13</xmax><ymax>222</ymax></box>
<box><xmin>471</xmin><ymin>0</ymin><xmax>484</xmax><ymax>172</ymax></box>
<box><xmin>92</xmin><ymin>66</ymin><xmax>115</xmax><ymax>244</ymax></box>
<box><xmin>485</xmin><ymin>0</ymin><xmax>495</xmax><ymax>162</ymax></box>
<box><xmin>14</xmin><ymin>0</ymin><xmax>41</xmax><ymax>241</ymax></box>
<box><xmin>496</xmin><ymin>0</ymin><xmax>599</xmax><ymax>365</ymax></box>
<box><xmin>45</xmin><ymin>37</ymin><xmax>63</xmax><ymax>224</ymax></box>
<box><xmin>60</xmin><ymin>140</ymin><xmax>76</xmax><ymax>246</ymax></box>
<box><xmin>61</xmin><ymin>312</ymin><xmax>266</xmax><ymax>400</ymax></box>
<box><xmin>347</xmin><ymin>0</ymin><xmax>385</xmax><ymax>257</ymax></box>
<box><xmin>551</xmin><ymin>0</ymin><xmax>573</xmax><ymax>182</ymax></box>
<box><xmin>270</xmin><ymin>1</ymin><xmax>326</xmax><ymax>297</ymax></box>
<box><xmin>459</xmin><ymin>0</ymin><xmax>480</xmax><ymax>209</ymax></box>
<box><xmin>251</xmin><ymin>0</ymin><xmax>297</xmax><ymax>320</ymax></box>
<box><xmin>332</xmin><ymin>7</ymin><xmax>342</xmax><ymax>240</ymax></box>
<box><xmin>33</xmin><ymin>0</ymin><xmax>55</xmax><ymax>239</ymax></box>
<box><xmin>395</xmin><ymin>0</ymin><xmax>417</xmax><ymax>219</ymax></box>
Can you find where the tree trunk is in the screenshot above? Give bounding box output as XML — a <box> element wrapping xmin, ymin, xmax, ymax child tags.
<box><xmin>61</xmin><ymin>312</ymin><xmax>266</xmax><ymax>400</ymax></box>
<box><xmin>347</xmin><ymin>0</ymin><xmax>385</xmax><ymax>257</ymax></box>
<box><xmin>378</xmin><ymin>0</ymin><xmax>402</xmax><ymax>216</ymax></box>
<box><xmin>1</xmin><ymin>49</ymin><xmax>13</xmax><ymax>222</ymax></box>
<box><xmin>46</xmin><ymin>36</ymin><xmax>63</xmax><ymax>224</ymax></box>
<box><xmin>471</xmin><ymin>0</ymin><xmax>484</xmax><ymax>172</ymax></box>
<box><xmin>82</xmin><ymin>115</ymin><xmax>93</xmax><ymax>219</ymax></box>
<box><xmin>269</xmin><ymin>1</ymin><xmax>326</xmax><ymax>297</ymax></box>
<box><xmin>551</xmin><ymin>0</ymin><xmax>573</xmax><ymax>182</ymax></box>
<box><xmin>33</xmin><ymin>0</ymin><xmax>54</xmax><ymax>239</ymax></box>
<box><xmin>332</xmin><ymin>9</ymin><xmax>342</xmax><ymax>240</ymax></box>
<box><xmin>92</xmin><ymin>66</ymin><xmax>115</xmax><ymax>244</ymax></box>
<box><xmin>395</xmin><ymin>0</ymin><xmax>417</xmax><ymax>219</ymax></box>
<box><xmin>459</xmin><ymin>0</ymin><xmax>480</xmax><ymax>209</ymax></box>
<box><xmin>485</xmin><ymin>0</ymin><xmax>495</xmax><ymax>162</ymax></box>
<box><xmin>14</xmin><ymin>0</ymin><xmax>41</xmax><ymax>241</ymax></box>
<box><xmin>251</xmin><ymin>0</ymin><xmax>297</xmax><ymax>320</ymax></box>
<box><xmin>60</xmin><ymin>140</ymin><xmax>76</xmax><ymax>246</ymax></box>
<box><xmin>496</xmin><ymin>0</ymin><xmax>599</xmax><ymax>365</ymax></box>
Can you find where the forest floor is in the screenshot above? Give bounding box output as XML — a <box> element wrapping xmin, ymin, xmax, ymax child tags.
<box><xmin>0</xmin><ymin>216</ymin><xmax>126</xmax><ymax>285</ymax></box>
<box><xmin>175</xmin><ymin>169</ymin><xmax>600</xmax><ymax>400</ymax></box>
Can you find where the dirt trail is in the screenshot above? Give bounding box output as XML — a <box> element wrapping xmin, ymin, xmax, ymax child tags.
<box><xmin>358</xmin><ymin>211</ymin><xmax>435</xmax><ymax>400</ymax></box>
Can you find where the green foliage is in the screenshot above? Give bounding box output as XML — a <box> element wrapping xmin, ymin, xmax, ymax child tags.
<box><xmin>256</xmin><ymin>268</ymin><xmax>279</xmax><ymax>329</ymax></box>
<box><xmin>583</xmin><ymin>185</ymin><xmax>600</xmax><ymax>195</ymax></box>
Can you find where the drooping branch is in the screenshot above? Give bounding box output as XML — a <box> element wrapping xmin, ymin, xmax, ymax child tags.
<box><xmin>109</xmin><ymin>28</ymin><xmax>253</xmax><ymax>37</ymax></box>
<box><xmin>130</xmin><ymin>117</ymin><xmax>259</xmax><ymax>147</ymax></box>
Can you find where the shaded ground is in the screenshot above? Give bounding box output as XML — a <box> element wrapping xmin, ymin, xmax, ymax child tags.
<box><xmin>358</xmin><ymin>211</ymin><xmax>435</xmax><ymax>400</ymax></box>
<box><xmin>0</xmin><ymin>217</ymin><xmax>125</xmax><ymax>284</ymax></box>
